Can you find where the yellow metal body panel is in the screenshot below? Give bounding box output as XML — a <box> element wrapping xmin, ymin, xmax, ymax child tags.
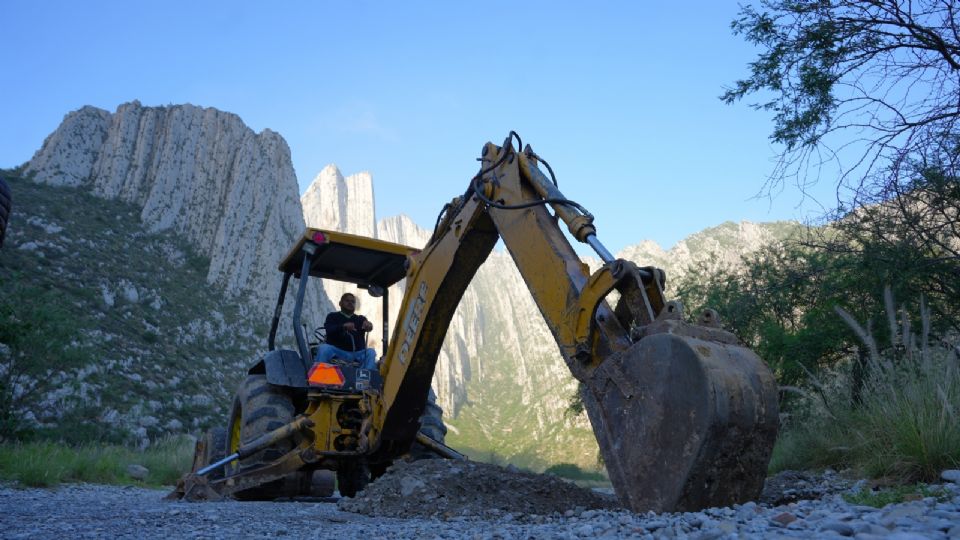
<box><xmin>304</xmin><ymin>392</ymin><xmax>368</xmax><ymax>454</ymax></box>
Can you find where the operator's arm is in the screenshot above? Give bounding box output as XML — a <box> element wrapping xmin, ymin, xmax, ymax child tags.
<box><xmin>358</xmin><ymin>316</ymin><xmax>373</xmax><ymax>332</ymax></box>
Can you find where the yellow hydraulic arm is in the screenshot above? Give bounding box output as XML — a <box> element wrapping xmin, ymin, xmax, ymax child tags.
<box><xmin>368</xmin><ymin>134</ymin><xmax>779</xmax><ymax>513</ymax></box>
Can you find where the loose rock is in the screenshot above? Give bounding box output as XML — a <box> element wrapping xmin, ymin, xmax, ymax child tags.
<box><xmin>770</xmin><ymin>511</ymin><xmax>797</xmax><ymax>526</ymax></box>
<box><xmin>126</xmin><ymin>464</ymin><xmax>149</xmax><ymax>481</ymax></box>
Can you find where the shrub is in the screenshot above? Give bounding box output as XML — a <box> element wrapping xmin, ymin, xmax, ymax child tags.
<box><xmin>771</xmin><ymin>288</ymin><xmax>960</xmax><ymax>482</ymax></box>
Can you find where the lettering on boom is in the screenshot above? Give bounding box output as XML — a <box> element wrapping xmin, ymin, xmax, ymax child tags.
<box><xmin>398</xmin><ymin>282</ymin><xmax>428</xmax><ymax>365</ymax></box>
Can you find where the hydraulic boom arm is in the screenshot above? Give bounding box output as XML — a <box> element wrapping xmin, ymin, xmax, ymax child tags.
<box><xmin>370</xmin><ymin>134</ymin><xmax>779</xmax><ymax>513</ymax></box>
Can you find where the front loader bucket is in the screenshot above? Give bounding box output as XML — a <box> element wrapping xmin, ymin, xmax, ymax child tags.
<box><xmin>582</xmin><ymin>319</ymin><xmax>778</xmax><ymax>513</ymax></box>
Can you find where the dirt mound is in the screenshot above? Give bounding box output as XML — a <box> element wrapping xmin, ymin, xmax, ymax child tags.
<box><xmin>337</xmin><ymin>459</ymin><xmax>619</xmax><ymax>519</ymax></box>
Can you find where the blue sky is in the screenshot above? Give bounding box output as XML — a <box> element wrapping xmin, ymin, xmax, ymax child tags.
<box><xmin>0</xmin><ymin>1</ymin><xmax>838</xmax><ymax>254</ymax></box>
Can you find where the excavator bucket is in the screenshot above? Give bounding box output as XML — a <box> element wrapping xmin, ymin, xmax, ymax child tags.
<box><xmin>582</xmin><ymin>317</ymin><xmax>779</xmax><ymax>513</ymax></box>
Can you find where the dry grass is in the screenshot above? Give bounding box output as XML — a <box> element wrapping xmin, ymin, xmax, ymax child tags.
<box><xmin>770</xmin><ymin>288</ymin><xmax>960</xmax><ymax>481</ymax></box>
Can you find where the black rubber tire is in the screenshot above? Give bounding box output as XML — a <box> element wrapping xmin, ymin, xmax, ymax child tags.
<box><xmin>309</xmin><ymin>470</ymin><xmax>336</xmax><ymax>498</ymax></box>
<box><xmin>227</xmin><ymin>374</ymin><xmax>305</xmax><ymax>500</ymax></box>
<box><xmin>336</xmin><ymin>460</ymin><xmax>369</xmax><ymax>498</ymax></box>
<box><xmin>191</xmin><ymin>427</ymin><xmax>228</xmax><ymax>479</ymax></box>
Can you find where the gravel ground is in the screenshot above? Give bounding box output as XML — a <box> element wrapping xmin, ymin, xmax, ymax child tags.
<box><xmin>1</xmin><ymin>468</ymin><xmax>958</xmax><ymax>539</ymax></box>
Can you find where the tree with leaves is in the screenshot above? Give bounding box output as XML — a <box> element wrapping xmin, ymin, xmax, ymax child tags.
<box><xmin>715</xmin><ymin>5</ymin><xmax>960</xmax><ymax>469</ymax></box>
<box><xmin>721</xmin><ymin>0</ymin><xmax>960</xmax><ymax>364</ymax></box>
<box><xmin>676</xmin><ymin>239</ymin><xmax>859</xmax><ymax>386</ymax></box>
<box><xmin>725</xmin><ymin>0</ymin><xmax>959</xmax><ymax>205</ymax></box>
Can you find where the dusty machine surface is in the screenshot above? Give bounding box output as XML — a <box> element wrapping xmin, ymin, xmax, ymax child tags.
<box><xmin>172</xmin><ymin>133</ymin><xmax>778</xmax><ymax>513</ymax></box>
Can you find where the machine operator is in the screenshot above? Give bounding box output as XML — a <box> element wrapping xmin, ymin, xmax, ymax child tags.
<box><xmin>315</xmin><ymin>292</ymin><xmax>377</xmax><ymax>370</ymax></box>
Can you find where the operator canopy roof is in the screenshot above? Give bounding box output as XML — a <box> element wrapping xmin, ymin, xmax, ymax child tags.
<box><xmin>279</xmin><ymin>228</ymin><xmax>417</xmax><ymax>289</ymax></box>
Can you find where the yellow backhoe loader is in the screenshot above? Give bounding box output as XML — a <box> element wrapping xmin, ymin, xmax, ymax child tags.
<box><xmin>171</xmin><ymin>133</ymin><xmax>779</xmax><ymax>512</ymax></box>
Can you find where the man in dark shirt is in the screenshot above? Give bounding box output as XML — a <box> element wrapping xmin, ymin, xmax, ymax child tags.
<box><xmin>315</xmin><ymin>293</ymin><xmax>377</xmax><ymax>370</ymax></box>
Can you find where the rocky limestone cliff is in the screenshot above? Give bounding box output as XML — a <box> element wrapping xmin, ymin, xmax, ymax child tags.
<box><xmin>377</xmin><ymin>214</ymin><xmax>432</xmax><ymax>248</ymax></box>
<box><xmin>302</xmin><ymin>165</ymin><xmax>376</xmax><ymax>238</ymax></box>
<box><xmin>25</xmin><ymin>101</ymin><xmax>331</xmax><ymax>315</ymax></box>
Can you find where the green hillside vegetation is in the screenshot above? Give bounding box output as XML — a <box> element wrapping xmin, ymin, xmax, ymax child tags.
<box><xmin>0</xmin><ymin>172</ymin><xmax>263</xmax><ymax>446</ymax></box>
<box><xmin>445</xmin><ymin>337</ymin><xmax>601</xmax><ymax>473</ymax></box>
<box><xmin>718</xmin><ymin>0</ymin><xmax>960</xmax><ymax>481</ymax></box>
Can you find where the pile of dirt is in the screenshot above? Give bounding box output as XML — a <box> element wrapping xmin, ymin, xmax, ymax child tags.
<box><xmin>337</xmin><ymin>459</ymin><xmax>619</xmax><ymax>519</ymax></box>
